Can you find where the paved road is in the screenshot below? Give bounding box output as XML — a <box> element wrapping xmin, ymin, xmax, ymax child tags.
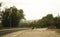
<box><xmin>1</xmin><ymin>28</ymin><xmax>60</xmax><ymax>37</ymax></box>
<box><xmin>0</xmin><ymin>28</ymin><xmax>29</xmax><ymax>36</ymax></box>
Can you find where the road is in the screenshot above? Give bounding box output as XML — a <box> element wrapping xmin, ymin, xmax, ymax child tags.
<box><xmin>0</xmin><ymin>28</ymin><xmax>29</xmax><ymax>36</ymax></box>
<box><xmin>1</xmin><ymin>28</ymin><xmax>60</xmax><ymax>37</ymax></box>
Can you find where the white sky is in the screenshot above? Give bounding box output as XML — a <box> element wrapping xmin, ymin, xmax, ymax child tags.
<box><xmin>0</xmin><ymin>0</ymin><xmax>60</xmax><ymax>20</ymax></box>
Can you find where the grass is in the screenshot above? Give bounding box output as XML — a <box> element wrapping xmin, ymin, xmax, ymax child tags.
<box><xmin>48</xmin><ymin>29</ymin><xmax>60</xmax><ymax>34</ymax></box>
<box><xmin>56</xmin><ymin>29</ymin><xmax>60</xmax><ymax>34</ymax></box>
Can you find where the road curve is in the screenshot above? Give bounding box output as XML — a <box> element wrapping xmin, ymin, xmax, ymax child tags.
<box><xmin>0</xmin><ymin>28</ymin><xmax>29</xmax><ymax>36</ymax></box>
<box><xmin>1</xmin><ymin>28</ymin><xmax>60</xmax><ymax>37</ymax></box>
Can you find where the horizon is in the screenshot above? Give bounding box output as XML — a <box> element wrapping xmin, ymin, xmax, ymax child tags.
<box><xmin>0</xmin><ymin>0</ymin><xmax>60</xmax><ymax>20</ymax></box>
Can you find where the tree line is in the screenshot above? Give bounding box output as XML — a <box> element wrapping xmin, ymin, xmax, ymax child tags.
<box><xmin>19</xmin><ymin>14</ymin><xmax>60</xmax><ymax>29</ymax></box>
<box><xmin>0</xmin><ymin>3</ymin><xmax>60</xmax><ymax>29</ymax></box>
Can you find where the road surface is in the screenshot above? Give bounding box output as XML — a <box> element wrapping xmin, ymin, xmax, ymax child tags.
<box><xmin>0</xmin><ymin>28</ymin><xmax>29</xmax><ymax>36</ymax></box>
<box><xmin>1</xmin><ymin>28</ymin><xmax>60</xmax><ymax>37</ymax></box>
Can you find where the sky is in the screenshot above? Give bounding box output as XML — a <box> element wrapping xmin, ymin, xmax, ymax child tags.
<box><xmin>0</xmin><ymin>0</ymin><xmax>60</xmax><ymax>20</ymax></box>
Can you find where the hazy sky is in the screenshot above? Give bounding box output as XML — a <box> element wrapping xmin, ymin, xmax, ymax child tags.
<box><xmin>0</xmin><ymin>0</ymin><xmax>60</xmax><ymax>20</ymax></box>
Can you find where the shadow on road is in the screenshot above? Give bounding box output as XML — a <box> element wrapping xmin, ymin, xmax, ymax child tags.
<box><xmin>0</xmin><ymin>28</ymin><xmax>29</xmax><ymax>36</ymax></box>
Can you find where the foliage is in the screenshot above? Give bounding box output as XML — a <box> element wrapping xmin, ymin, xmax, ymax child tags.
<box><xmin>54</xmin><ymin>17</ymin><xmax>60</xmax><ymax>28</ymax></box>
<box><xmin>37</xmin><ymin>14</ymin><xmax>53</xmax><ymax>28</ymax></box>
<box><xmin>18</xmin><ymin>14</ymin><xmax>60</xmax><ymax>29</ymax></box>
<box><xmin>37</xmin><ymin>14</ymin><xmax>60</xmax><ymax>29</ymax></box>
<box><xmin>56</xmin><ymin>29</ymin><xmax>60</xmax><ymax>34</ymax></box>
<box><xmin>0</xmin><ymin>3</ymin><xmax>2</xmax><ymax>7</ymax></box>
<box><xmin>1</xmin><ymin>6</ymin><xmax>24</xmax><ymax>27</ymax></box>
<box><xmin>0</xmin><ymin>4</ymin><xmax>60</xmax><ymax>29</ymax></box>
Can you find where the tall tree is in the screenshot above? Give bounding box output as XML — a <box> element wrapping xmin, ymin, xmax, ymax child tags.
<box><xmin>0</xmin><ymin>3</ymin><xmax>2</xmax><ymax>27</ymax></box>
<box><xmin>2</xmin><ymin>6</ymin><xmax>25</xmax><ymax>27</ymax></box>
<box><xmin>0</xmin><ymin>3</ymin><xmax>2</xmax><ymax>7</ymax></box>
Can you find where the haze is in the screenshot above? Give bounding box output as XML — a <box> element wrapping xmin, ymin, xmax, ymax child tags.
<box><xmin>0</xmin><ymin>0</ymin><xmax>60</xmax><ymax>20</ymax></box>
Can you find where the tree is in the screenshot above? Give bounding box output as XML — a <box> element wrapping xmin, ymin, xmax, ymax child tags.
<box><xmin>2</xmin><ymin>6</ymin><xmax>25</xmax><ymax>27</ymax></box>
<box><xmin>54</xmin><ymin>17</ymin><xmax>60</xmax><ymax>28</ymax></box>
<box><xmin>2</xmin><ymin>8</ymin><xmax>10</xmax><ymax>27</ymax></box>
<box><xmin>37</xmin><ymin>14</ymin><xmax>53</xmax><ymax>28</ymax></box>
<box><xmin>0</xmin><ymin>3</ymin><xmax>2</xmax><ymax>27</ymax></box>
<box><xmin>0</xmin><ymin>3</ymin><xmax>2</xmax><ymax>7</ymax></box>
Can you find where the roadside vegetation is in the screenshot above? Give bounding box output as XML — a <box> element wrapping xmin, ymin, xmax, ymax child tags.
<box><xmin>0</xmin><ymin>3</ymin><xmax>60</xmax><ymax>33</ymax></box>
<box><xmin>56</xmin><ymin>29</ymin><xmax>60</xmax><ymax>34</ymax></box>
